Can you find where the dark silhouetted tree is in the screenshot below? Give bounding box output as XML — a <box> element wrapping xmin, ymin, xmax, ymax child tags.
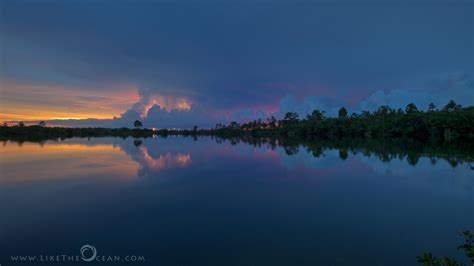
<box><xmin>405</xmin><ymin>103</ymin><xmax>419</xmax><ymax>114</ymax></box>
<box><xmin>268</xmin><ymin>116</ymin><xmax>277</xmax><ymax>128</ymax></box>
<box><xmin>376</xmin><ymin>106</ymin><xmax>391</xmax><ymax>117</ymax></box>
<box><xmin>133</xmin><ymin>139</ymin><xmax>142</xmax><ymax>147</ymax></box>
<box><xmin>443</xmin><ymin>100</ymin><xmax>461</xmax><ymax>112</ymax></box>
<box><xmin>39</xmin><ymin>121</ymin><xmax>46</xmax><ymax>127</ymax></box>
<box><xmin>338</xmin><ymin>107</ymin><xmax>348</xmax><ymax>119</ymax></box>
<box><xmin>134</xmin><ymin>120</ymin><xmax>143</xmax><ymax>129</ymax></box>
<box><xmin>229</xmin><ymin>121</ymin><xmax>239</xmax><ymax>130</ymax></box>
<box><xmin>428</xmin><ymin>103</ymin><xmax>437</xmax><ymax>112</ymax></box>
<box><xmin>307</xmin><ymin>110</ymin><xmax>324</xmax><ymax>121</ymax></box>
<box><xmin>284</xmin><ymin>112</ymin><xmax>299</xmax><ymax>121</ymax></box>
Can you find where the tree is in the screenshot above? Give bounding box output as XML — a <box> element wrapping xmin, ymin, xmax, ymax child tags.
<box><xmin>376</xmin><ymin>106</ymin><xmax>391</xmax><ymax>117</ymax></box>
<box><xmin>193</xmin><ymin>125</ymin><xmax>198</xmax><ymax>132</ymax></box>
<box><xmin>405</xmin><ymin>103</ymin><xmax>419</xmax><ymax>114</ymax></box>
<box><xmin>428</xmin><ymin>103</ymin><xmax>437</xmax><ymax>112</ymax></box>
<box><xmin>134</xmin><ymin>120</ymin><xmax>143</xmax><ymax>129</ymax></box>
<box><xmin>338</xmin><ymin>107</ymin><xmax>348</xmax><ymax>119</ymax></box>
<box><xmin>307</xmin><ymin>110</ymin><xmax>324</xmax><ymax>121</ymax></box>
<box><xmin>443</xmin><ymin>100</ymin><xmax>461</xmax><ymax>112</ymax></box>
<box><xmin>38</xmin><ymin>121</ymin><xmax>46</xmax><ymax>127</ymax></box>
<box><xmin>18</xmin><ymin>121</ymin><xmax>25</xmax><ymax>127</ymax></box>
<box><xmin>350</xmin><ymin>112</ymin><xmax>359</xmax><ymax>119</ymax></box>
<box><xmin>229</xmin><ymin>121</ymin><xmax>239</xmax><ymax>130</ymax></box>
<box><xmin>283</xmin><ymin>112</ymin><xmax>299</xmax><ymax>121</ymax></box>
<box><xmin>268</xmin><ymin>116</ymin><xmax>277</xmax><ymax>128</ymax></box>
<box><xmin>361</xmin><ymin>111</ymin><xmax>371</xmax><ymax>118</ymax></box>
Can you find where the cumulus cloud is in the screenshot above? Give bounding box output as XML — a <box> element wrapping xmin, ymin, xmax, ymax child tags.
<box><xmin>101</xmin><ymin>87</ymin><xmax>205</xmax><ymax>128</ymax></box>
<box><xmin>143</xmin><ymin>104</ymin><xmax>215</xmax><ymax>128</ymax></box>
<box><xmin>228</xmin><ymin>109</ymin><xmax>267</xmax><ymax>122</ymax></box>
<box><xmin>131</xmin><ymin>87</ymin><xmax>192</xmax><ymax>118</ymax></box>
<box><xmin>44</xmin><ymin>72</ymin><xmax>474</xmax><ymax>129</ymax></box>
<box><xmin>276</xmin><ymin>94</ymin><xmax>341</xmax><ymax>118</ymax></box>
<box><xmin>359</xmin><ymin>72</ymin><xmax>474</xmax><ymax>111</ymax></box>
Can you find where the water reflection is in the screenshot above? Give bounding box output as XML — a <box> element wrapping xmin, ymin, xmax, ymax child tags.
<box><xmin>117</xmin><ymin>137</ymin><xmax>194</xmax><ymax>178</ymax></box>
<box><xmin>210</xmin><ymin>136</ymin><xmax>473</xmax><ymax>169</ymax></box>
<box><xmin>1</xmin><ymin>136</ymin><xmax>472</xmax><ymax>184</ymax></box>
<box><xmin>0</xmin><ymin>141</ymin><xmax>139</xmax><ymax>184</ymax></box>
<box><xmin>0</xmin><ymin>136</ymin><xmax>473</xmax><ymax>265</ymax></box>
<box><xmin>0</xmin><ymin>138</ymin><xmax>196</xmax><ymax>183</ymax></box>
<box><xmin>135</xmin><ymin>146</ymin><xmax>190</xmax><ymax>175</ymax></box>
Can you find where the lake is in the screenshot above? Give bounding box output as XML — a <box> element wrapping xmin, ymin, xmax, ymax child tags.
<box><xmin>0</xmin><ymin>136</ymin><xmax>473</xmax><ymax>265</ymax></box>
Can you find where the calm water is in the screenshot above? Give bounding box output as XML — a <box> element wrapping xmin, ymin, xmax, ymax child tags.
<box><xmin>0</xmin><ymin>136</ymin><xmax>473</xmax><ymax>266</ymax></box>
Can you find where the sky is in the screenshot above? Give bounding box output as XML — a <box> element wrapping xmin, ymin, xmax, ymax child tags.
<box><xmin>1</xmin><ymin>0</ymin><xmax>473</xmax><ymax>128</ymax></box>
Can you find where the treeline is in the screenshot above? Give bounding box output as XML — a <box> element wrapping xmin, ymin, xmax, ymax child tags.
<box><xmin>0</xmin><ymin>125</ymin><xmax>155</xmax><ymax>142</ymax></box>
<box><xmin>1</xmin><ymin>100</ymin><xmax>473</xmax><ymax>143</ymax></box>
<box><xmin>199</xmin><ymin>100</ymin><xmax>474</xmax><ymax>142</ymax></box>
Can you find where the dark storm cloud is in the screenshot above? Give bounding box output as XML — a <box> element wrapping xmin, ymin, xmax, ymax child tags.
<box><xmin>1</xmin><ymin>0</ymin><xmax>473</xmax><ymax>127</ymax></box>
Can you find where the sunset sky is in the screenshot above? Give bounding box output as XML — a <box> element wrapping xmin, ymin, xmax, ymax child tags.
<box><xmin>1</xmin><ymin>0</ymin><xmax>473</xmax><ymax>128</ymax></box>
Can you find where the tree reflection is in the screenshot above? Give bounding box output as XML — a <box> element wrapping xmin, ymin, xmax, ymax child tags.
<box><xmin>207</xmin><ymin>135</ymin><xmax>473</xmax><ymax>169</ymax></box>
<box><xmin>3</xmin><ymin>135</ymin><xmax>472</xmax><ymax>171</ymax></box>
<box><xmin>339</xmin><ymin>149</ymin><xmax>348</xmax><ymax>160</ymax></box>
<box><xmin>133</xmin><ymin>139</ymin><xmax>143</xmax><ymax>147</ymax></box>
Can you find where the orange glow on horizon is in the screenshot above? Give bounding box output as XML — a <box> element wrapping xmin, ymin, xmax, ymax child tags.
<box><xmin>0</xmin><ymin>112</ymin><xmax>116</xmax><ymax>122</ymax></box>
<box><xmin>0</xmin><ymin>82</ymin><xmax>198</xmax><ymax>123</ymax></box>
<box><xmin>0</xmin><ymin>82</ymin><xmax>140</xmax><ymax>122</ymax></box>
<box><xmin>0</xmin><ymin>141</ymin><xmax>140</xmax><ymax>183</ymax></box>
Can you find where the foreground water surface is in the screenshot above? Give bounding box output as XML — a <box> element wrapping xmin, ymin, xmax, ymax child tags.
<box><xmin>0</xmin><ymin>136</ymin><xmax>473</xmax><ymax>265</ymax></box>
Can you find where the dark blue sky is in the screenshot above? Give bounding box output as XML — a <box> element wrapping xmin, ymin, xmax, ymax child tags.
<box><xmin>1</xmin><ymin>0</ymin><xmax>473</xmax><ymax>127</ymax></box>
